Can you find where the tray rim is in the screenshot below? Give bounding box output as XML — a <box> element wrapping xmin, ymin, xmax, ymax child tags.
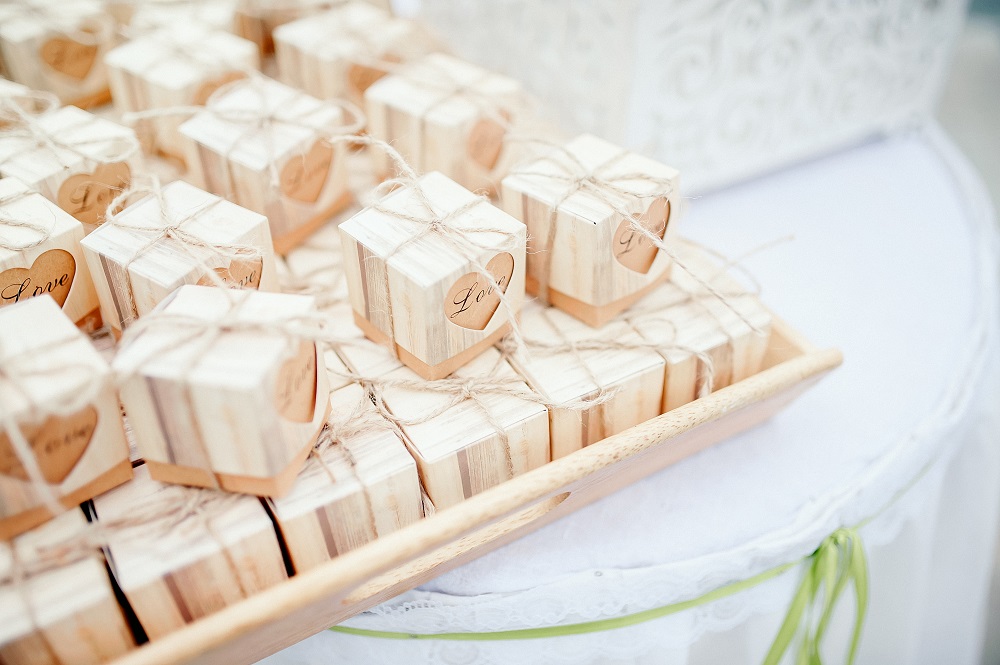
<box><xmin>94</xmin><ymin>315</ymin><xmax>843</xmax><ymax>665</ymax></box>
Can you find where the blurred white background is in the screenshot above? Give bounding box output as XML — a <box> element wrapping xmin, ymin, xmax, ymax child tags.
<box><xmin>936</xmin><ymin>5</ymin><xmax>1000</xmax><ymax>663</ymax></box>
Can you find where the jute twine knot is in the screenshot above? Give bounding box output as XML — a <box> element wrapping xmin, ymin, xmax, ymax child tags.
<box><xmin>0</xmin><ymin>101</ymin><xmax>139</xmax><ymax>174</ymax></box>
<box><xmin>101</xmin><ymin>174</ymin><xmax>265</xmax><ymax>328</ymax></box>
<box><xmin>508</xmin><ymin>137</ymin><xmax>765</xmax><ymax>336</ymax></box>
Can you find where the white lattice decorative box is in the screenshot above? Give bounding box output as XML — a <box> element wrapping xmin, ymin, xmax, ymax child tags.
<box><xmin>417</xmin><ymin>0</ymin><xmax>966</xmax><ymax>192</ymax></box>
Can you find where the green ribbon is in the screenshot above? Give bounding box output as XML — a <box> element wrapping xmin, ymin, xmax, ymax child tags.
<box><xmin>329</xmin><ymin>527</ymin><xmax>870</xmax><ymax>664</ymax></box>
<box><xmin>762</xmin><ymin>528</ymin><xmax>869</xmax><ymax>665</ymax></box>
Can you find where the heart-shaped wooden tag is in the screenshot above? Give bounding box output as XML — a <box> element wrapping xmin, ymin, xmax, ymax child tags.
<box><xmin>196</xmin><ymin>256</ymin><xmax>263</xmax><ymax>290</ymax></box>
<box><xmin>40</xmin><ymin>35</ymin><xmax>98</xmax><ymax>81</ymax></box>
<box><xmin>280</xmin><ymin>141</ymin><xmax>334</xmax><ymax>204</ymax></box>
<box><xmin>444</xmin><ymin>252</ymin><xmax>515</xmax><ymax>330</ymax></box>
<box><xmin>0</xmin><ymin>406</ymin><xmax>98</xmax><ymax>484</ymax></box>
<box><xmin>57</xmin><ymin>162</ymin><xmax>132</xmax><ymax>226</ymax></box>
<box><xmin>466</xmin><ymin>114</ymin><xmax>508</xmax><ymax>170</ymax></box>
<box><xmin>192</xmin><ymin>70</ymin><xmax>247</xmax><ymax>106</ymax></box>
<box><xmin>0</xmin><ymin>249</ymin><xmax>76</xmax><ymax>310</ymax></box>
<box><xmin>612</xmin><ymin>198</ymin><xmax>671</xmax><ymax>274</ymax></box>
<box><xmin>275</xmin><ymin>341</ymin><xmax>318</xmax><ymax>423</ymax></box>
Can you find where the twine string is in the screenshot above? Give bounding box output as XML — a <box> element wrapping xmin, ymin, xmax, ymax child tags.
<box><xmin>0</xmin><ymin>188</ymin><xmax>54</xmax><ymax>251</ymax></box>
<box><xmin>310</xmin><ymin>394</ymin><xmax>391</xmax><ymax>541</ymax></box>
<box><xmin>123</xmin><ymin>73</ymin><xmax>366</xmax><ymax>203</ymax></box>
<box><xmin>0</xmin><ymin>101</ymin><xmax>137</xmax><ymax>173</ymax></box>
<box><xmin>101</xmin><ymin>174</ymin><xmax>265</xmax><ymax>328</ymax></box>
<box><xmin>0</xmin><ymin>335</ymin><xmax>104</xmax><ymax>517</ymax></box>
<box><xmin>509</xmin><ymin>138</ymin><xmax>763</xmax><ymax>335</ymax></box>
<box><xmin>0</xmin><ymin>90</ymin><xmax>59</xmax><ymax>128</ymax></box>
<box><xmin>353</xmin><ymin>136</ymin><xmax>529</xmax><ymax>365</ymax></box>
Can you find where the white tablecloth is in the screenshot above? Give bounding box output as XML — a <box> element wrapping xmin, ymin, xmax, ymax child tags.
<box><xmin>261</xmin><ymin>123</ymin><xmax>1000</xmax><ymax>665</ymax></box>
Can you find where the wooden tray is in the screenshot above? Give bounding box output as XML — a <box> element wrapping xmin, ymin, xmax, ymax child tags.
<box><xmin>106</xmin><ymin>315</ymin><xmax>841</xmax><ymax>665</ymax></box>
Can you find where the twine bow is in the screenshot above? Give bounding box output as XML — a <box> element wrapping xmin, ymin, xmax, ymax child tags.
<box><xmin>0</xmin><ymin>101</ymin><xmax>138</xmax><ymax>176</ymax></box>
<box><xmin>763</xmin><ymin>528</ymin><xmax>869</xmax><ymax>665</ymax></box>
<box><xmin>340</xmin><ymin>136</ymin><xmax>531</xmax><ymax>366</ymax></box>
<box><xmin>101</xmin><ymin>175</ymin><xmax>265</xmax><ymax>329</ymax></box>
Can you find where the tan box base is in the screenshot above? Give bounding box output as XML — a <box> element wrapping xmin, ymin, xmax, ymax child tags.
<box><xmin>525</xmin><ymin>270</ymin><xmax>670</xmax><ymax>328</ymax></box>
<box><xmin>144</xmin><ymin>400</ymin><xmax>330</xmax><ymax>499</ymax></box>
<box><xmin>0</xmin><ymin>459</ymin><xmax>133</xmax><ymax>540</ymax></box>
<box><xmin>272</xmin><ymin>191</ymin><xmax>353</xmax><ymax>256</ymax></box>
<box><xmin>75</xmin><ymin>305</ymin><xmax>103</xmax><ymax>335</ymax></box>
<box><xmin>353</xmin><ymin>311</ymin><xmax>511</xmax><ymax>381</ymax></box>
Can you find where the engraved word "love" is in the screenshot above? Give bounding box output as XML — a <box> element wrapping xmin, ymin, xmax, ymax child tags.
<box><xmin>196</xmin><ymin>257</ymin><xmax>263</xmax><ymax>290</ymax></box>
<box><xmin>0</xmin><ymin>248</ymin><xmax>76</xmax><ymax>309</ymax></box>
<box><xmin>280</xmin><ymin>141</ymin><xmax>334</xmax><ymax>204</ymax></box>
<box><xmin>612</xmin><ymin>197</ymin><xmax>671</xmax><ymax>274</ymax></box>
<box><xmin>57</xmin><ymin>162</ymin><xmax>132</xmax><ymax>227</ymax></box>
<box><xmin>275</xmin><ymin>341</ymin><xmax>318</xmax><ymax>423</ymax></box>
<box><xmin>0</xmin><ymin>406</ymin><xmax>98</xmax><ymax>484</ymax></box>
<box><xmin>444</xmin><ymin>252</ymin><xmax>515</xmax><ymax>331</ymax></box>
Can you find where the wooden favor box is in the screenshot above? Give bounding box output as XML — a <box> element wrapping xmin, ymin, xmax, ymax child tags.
<box><xmin>126</xmin><ymin>1</ymin><xmax>240</xmax><ymax>34</ymax></box>
<box><xmin>339</xmin><ymin>171</ymin><xmax>526</xmax><ymax>380</ymax></box>
<box><xmin>113</xmin><ymin>286</ymin><xmax>331</xmax><ymax>497</ymax></box>
<box><xmin>0</xmin><ymin>296</ymin><xmax>132</xmax><ymax>540</ymax></box>
<box><xmin>0</xmin><ymin>0</ymin><xmax>114</xmax><ymax>108</ymax></box>
<box><xmin>336</xmin><ymin>327</ymin><xmax>551</xmax><ymax>510</ymax></box>
<box><xmin>105</xmin><ymin>27</ymin><xmax>259</xmax><ymax>163</ymax></box>
<box><xmin>0</xmin><ymin>105</ymin><xmax>141</xmax><ymax>232</ymax></box>
<box><xmin>365</xmin><ymin>53</ymin><xmax>524</xmax><ymax>193</ymax></box>
<box><xmin>510</xmin><ymin>302</ymin><xmax>667</xmax><ymax>460</ymax></box>
<box><xmin>235</xmin><ymin>0</ymin><xmax>391</xmax><ymax>54</ymax></box>
<box><xmin>268</xmin><ymin>383</ymin><xmax>423</xmax><ymax>573</ymax></box>
<box><xmin>274</xmin><ymin>2</ymin><xmax>429</xmax><ymax>105</ymax></box>
<box><xmin>179</xmin><ymin>76</ymin><xmax>352</xmax><ymax>254</ymax></box>
<box><xmin>501</xmin><ymin>133</ymin><xmax>682</xmax><ymax>328</ymax></box>
<box><xmin>0</xmin><ymin>511</ymin><xmax>135</xmax><ymax>664</ymax></box>
<box><xmin>0</xmin><ymin>177</ymin><xmax>102</xmax><ymax>332</ymax></box>
<box><xmin>81</xmin><ymin>180</ymin><xmax>278</xmax><ymax>337</ymax></box>
<box><xmin>92</xmin><ymin>466</ymin><xmax>288</xmax><ymax>641</ymax></box>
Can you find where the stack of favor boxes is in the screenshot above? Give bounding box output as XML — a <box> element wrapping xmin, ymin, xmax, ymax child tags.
<box><xmin>0</xmin><ymin>2</ymin><xmax>775</xmax><ymax>662</ymax></box>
